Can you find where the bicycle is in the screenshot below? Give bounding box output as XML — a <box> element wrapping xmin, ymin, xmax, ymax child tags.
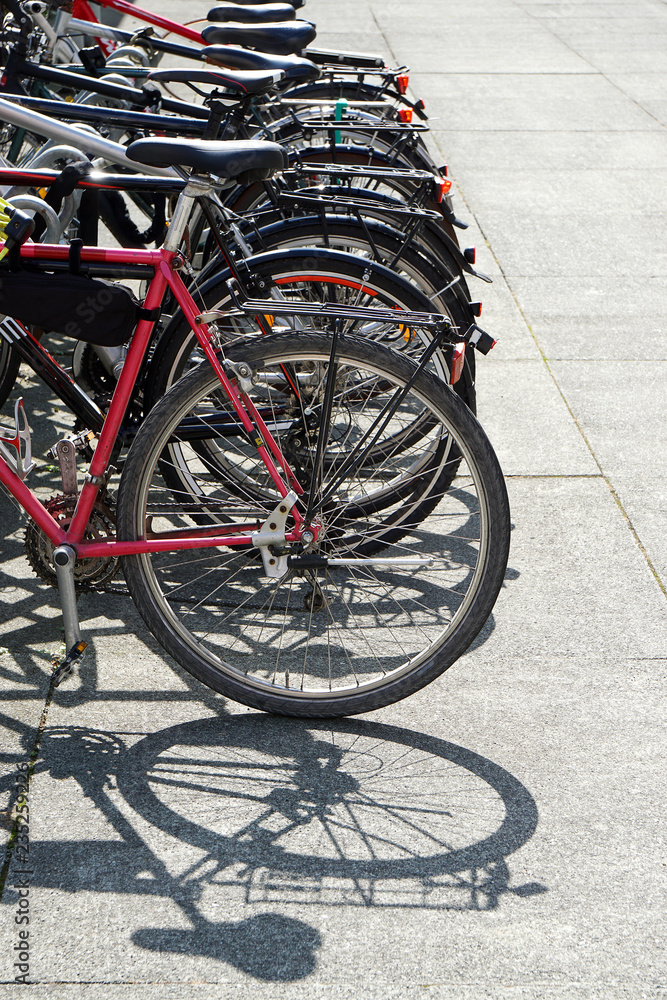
<box><xmin>0</xmin><ymin>93</ymin><xmax>483</xmax><ymax>415</ymax></box>
<box><xmin>0</xmin><ymin>132</ymin><xmax>510</xmax><ymax>718</ymax></box>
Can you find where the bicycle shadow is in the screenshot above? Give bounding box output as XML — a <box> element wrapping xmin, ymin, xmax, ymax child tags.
<box><xmin>1</xmin><ymin>715</ymin><xmax>546</xmax><ymax>981</ymax></box>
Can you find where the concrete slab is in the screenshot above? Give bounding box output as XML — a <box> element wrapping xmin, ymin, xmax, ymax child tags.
<box><xmin>519</xmin><ymin>2</ymin><xmax>659</xmax><ymax>15</ymax></box>
<box><xmin>444</xmin><ymin>167</ymin><xmax>667</xmax><ymax>220</ymax></box>
<box><xmin>409</xmin><ymin>73</ymin><xmax>662</xmax><ymax>132</ymax></box>
<box><xmin>457</xmin><ymin>208</ymin><xmax>667</xmax><ymax>278</ymax></box>
<box><xmin>373</xmin><ymin>19</ymin><xmax>591</xmax><ymax>74</ymax></box>
<box><xmin>431</xmin><ymin>129</ymin><xmax>667</xmax><ymax>173</ymax></box>
<box><xmin>610</xmin><ymin>475</ymin><xmax>667</xmax><ymax>584</ymax></box>
<box><xmin>475</xmin><ymin>360</ymin><xmax>599</xmax><ymax>475</ymax></box>
<box><xmin>504</xmin><ymin>276</ymin><xmax>667</xmax><ymax>360</ymax></box>
<box><xmin>469</xmin><ymin>476</ymin><xmax>667</xmax><ymax>659</ymax></box>
<box><xmin>604</xmin><ymin>73</ymin><xmax>667</xmax><ymax>127</ymax></box>
<box><xmin>1</xmin><ymin>0</ymin><xmax>666</xmax><ymax>996</ymax></box>
<box><xmin>549</xmin><ymin>360</ymin><xmax>667</xmax><ymax>476</ymax></box>
<box><xmin>0</xmin><ymin>986</ymin><xmax>661</xmax><ymax>1000</ymax></box>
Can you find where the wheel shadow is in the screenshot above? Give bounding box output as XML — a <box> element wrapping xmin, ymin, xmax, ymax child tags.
<box><xmin>1</xmin><ymin>715</ymin><xmax>546</xmax><ymax>981</ymax></box>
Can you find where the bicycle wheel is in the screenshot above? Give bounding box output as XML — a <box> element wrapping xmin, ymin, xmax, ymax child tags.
<box><xmin>226</xmin><ymin>147</ymin><xmax>460</xmax><ymax>245</ymax></box>
<box><xmin>144</xmin><ymin>247</ymin><xmax>454</xmax><ymax>410</ymax></box>
<box><xmin>118</xmin><ymin>332</ymin><xmax>510</xmax><ymax>718</ymax></box>
<box><xmin>237</xmin><ymin>215</ymin><xmax>477</xmax><ymax>409</ymax></box>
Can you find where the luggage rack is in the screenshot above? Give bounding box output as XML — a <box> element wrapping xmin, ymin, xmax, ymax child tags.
<box><xmin>293</xmin><ymin>119</ymin><xmax>430</xmax><ymax>133</ymax></box>
<box><xmin>285</xmin><ymin>162</ymin><xmax>436</xmax><ymax>182</ymax></box>
<box><xmin>274</xmin><ymin>190</ymin><xmax>442</xmax><ymax>220</ymax></box>
<box><xmin>225</xmin><ymin>283</ymin><xmax>498</xmax><ymax>354</ymax></box>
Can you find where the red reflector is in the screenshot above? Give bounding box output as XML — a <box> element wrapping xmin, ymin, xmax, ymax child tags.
<box><xmin>398</xmin><ymin>108</ymin><xmax>413</xmax><ymax>123</ymax></box>
<box><xmin>396</xmin><ymin>73</ymin><xmax>409</xmax><ymax>95</ymax></box>
<box><xmin>435</xmin><ymin>178</ymin><xmax>452</xmax><ymax>202</ymax></box>
<box><xmin>470</xmin><ymin>301</ymin><xmax>483</xmax><ymax>317</ymax></box>
<box><xmin>450</xmin><ymin>343</ymin><xmax>466</xmax><ymax>385</ymax></box>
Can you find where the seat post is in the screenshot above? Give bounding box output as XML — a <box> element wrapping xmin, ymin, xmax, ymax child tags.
<box><xmin>163</xmin><ymin>175</ymin><xmax>215</xmax><ymax>253</ymax></box>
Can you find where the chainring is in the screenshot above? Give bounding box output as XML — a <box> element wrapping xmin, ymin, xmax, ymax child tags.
<box><xmin>24</xmin><ymin>493</ymin><xmax>120</xmax><ymax>591</ymax></box>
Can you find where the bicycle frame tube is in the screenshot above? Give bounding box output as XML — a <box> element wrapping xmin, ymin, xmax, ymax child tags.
<box><xmin>2</xmin><ymin>243</ymin><xmax>304</xmax><ymax>557</ymax></box>
<box><xmin>0</xmin><ymin>96</ymin><xmax>176</xmax><ymax>176</ymax></box>
<box><xmin>73</xmin><ymin>0</ymin><xmax>205</xmax><ymax>44</ymax></box>
<box><xmin>64</xmin><ymin>18</ymin><xmax>207</xmax><ymax>61</ymax></box>
<box><xmin>0</xmin><ymin>59</ymin><xmax>209</xmax><ymax>120</ymax></box>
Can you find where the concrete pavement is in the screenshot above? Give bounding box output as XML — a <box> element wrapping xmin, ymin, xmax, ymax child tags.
<box><xmin>1</xmin><ymin>0</ymin><xmax>666</xmax><ymax>996</ymax></box>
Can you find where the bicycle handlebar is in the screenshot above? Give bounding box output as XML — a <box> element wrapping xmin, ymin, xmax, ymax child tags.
<box><xmin>0</xmin><ymin>96</ymin><xmax>177</xmax><ymax>177</ymax></box>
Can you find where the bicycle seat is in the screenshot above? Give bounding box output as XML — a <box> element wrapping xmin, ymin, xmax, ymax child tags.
<box><xmin>148</xmin><ymin>67</ymin><xmax>285</xmax><ymax>96</ymax></box>
<box><xmin>200</xmin><ymin>20</ymin><xmax>317</xmax><ymax>55</ymax></box>
<box><xmin>126</xmin><ymin>138</ymin><xmax>288</xmax><ymax>180</ymax></box>
<box><xmin>214</xmin><ymin>0</ymin><xmax>304</xmax><ymax>6</ymax></box>
<box><xmin>208</xmin><ymin>3</ymin><xmax>296</xmax><ymax>23</ymax></box>
<box><xmin>203</xmin><ymin>45</ymin><xmax>320</xmax><ymax>83</ymax></box>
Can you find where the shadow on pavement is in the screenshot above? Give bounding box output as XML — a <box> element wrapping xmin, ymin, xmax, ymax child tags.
<box><xmin>1</xmin><ymin>715</ymin><xmax>546</xmax><ymax>981</ymax></box>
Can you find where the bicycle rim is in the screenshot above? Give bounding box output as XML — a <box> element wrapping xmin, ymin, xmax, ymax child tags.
<box><xmin>118</xmin><ymin>333</ymin><xmax>509</xmax><ymax>717</ymax></box>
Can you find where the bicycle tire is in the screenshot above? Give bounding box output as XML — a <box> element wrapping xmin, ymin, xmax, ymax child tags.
<box><xmin>144</xmin><ymin>247</ymin><xmax>455</xmax><ymax>409</ymax></box>
<box><xmin>225</xmin><ymin>146</ymin><xmax>460</xmax><ymax>245</ymax></box>
<box><xmin>236</xmin><ymin>214</ymin><xmax>477</xmax><ymax>408</ymax></box>
<box><xmin>118</xmin><ymin>332</ymin><xmax>510</xmax><ymax>718</ymax></box>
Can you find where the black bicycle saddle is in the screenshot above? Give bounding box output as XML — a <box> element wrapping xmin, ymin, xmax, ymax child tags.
<box><xmin>210</xmin><ymin>0</ymin><xmax>304</xmax><ymax>7</ymax></box>
<box><xmin>201</xmin><ymin>20</ymin><xmax>317</xmax><ymax>55</ymax></box>
<box><xmin>148</xmin><ymin>67</ymin><xmax>285</xmax><ymax>96</ymax></box>
<box><xmin>203</xmin><ymin>45</ymin><xmax>320</xmax><ymax>83</ymax></box>
<box><xmin>208</xmin><ymin>3</ymin><xmax>296</xmax><ymax>23</ymax></box>
<box><xmin>126</xmin><ymin>138</ymin><xmax>288</xmax><ymax>180</ymax></box>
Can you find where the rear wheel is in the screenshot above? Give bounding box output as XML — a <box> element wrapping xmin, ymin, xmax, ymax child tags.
<box><xmin>118</xmin><ymin>332</ymin><xmax>510</xmax><ymax>718</ymax></box>
<box><xmin>145</xmin><ymin>248</ymin><xmax>460</xmax><ymax>410</ymax></box>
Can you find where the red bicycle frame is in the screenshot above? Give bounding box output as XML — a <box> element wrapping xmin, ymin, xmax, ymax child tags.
<box><xmin>72</xmin><ymin>0</ymin><xmax>205</xmax><ymax>45</ymax></box>
<box><xmin>0</xmin><ymin>241</ymin><xmax>306</xmax><ymax>563</ymax></box>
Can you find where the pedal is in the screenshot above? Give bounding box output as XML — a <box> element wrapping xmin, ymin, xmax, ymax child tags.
<box><xmin>52</xmin><ymin>640</ymin><xmax>88</xmax><ymax>688</ymax></box>
<box><xmin>47</xmin><ymin>430</ymin><xmax>95</xmax><ymax>495</ymax></box>
<box><xmin>0</xmin><ymin>398</ymin><xmax>35</xmax><ymax>481</ymax></box>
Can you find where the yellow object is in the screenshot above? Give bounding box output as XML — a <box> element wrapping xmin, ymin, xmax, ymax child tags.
<box><xmin>0</xmin><ymin>196</ymin><xmax>15</xmax><ymax>262</ymax></box>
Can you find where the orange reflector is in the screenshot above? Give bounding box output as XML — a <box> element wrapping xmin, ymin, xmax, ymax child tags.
<box><xmin>396</xmin><ymin>73</ymin><xmax>409</xmax><ymax>95</ymax></box>
<box><xmin>435</xmin><ymin>178</ymin><xmax>452</xmax><ymax>202</ymax></box>
<box><xmin>450</xmin><ymin>343</ymin><xmax>466</xmax><ymax>385</ymax></box>
<box><xmin>398</xmin><ymin>107</ymin><xmax>413</xmax><ymax>123</ymax></box>
<box><xmin>401</xmin><ymin>324</ymin><xmax>414</xmax><ymax>343</ymax></box>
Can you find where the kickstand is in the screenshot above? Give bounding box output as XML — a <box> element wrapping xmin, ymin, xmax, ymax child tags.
<box><xmin>52</xmin><ymin>544</ymin><xmax>88</xmax><ymax>686</ymax></box>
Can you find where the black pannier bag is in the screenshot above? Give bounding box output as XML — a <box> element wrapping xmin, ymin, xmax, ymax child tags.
<box><xmin>0</xmin><ymin>269</ymin><xmax>140</xmax><ymax>347</ymax></box>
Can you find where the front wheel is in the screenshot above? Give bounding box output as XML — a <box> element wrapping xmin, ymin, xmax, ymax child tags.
<box><xmin>118</xmin><ymin>333</ymin><xmax>510</xmax><ymax>718</ymax></box>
